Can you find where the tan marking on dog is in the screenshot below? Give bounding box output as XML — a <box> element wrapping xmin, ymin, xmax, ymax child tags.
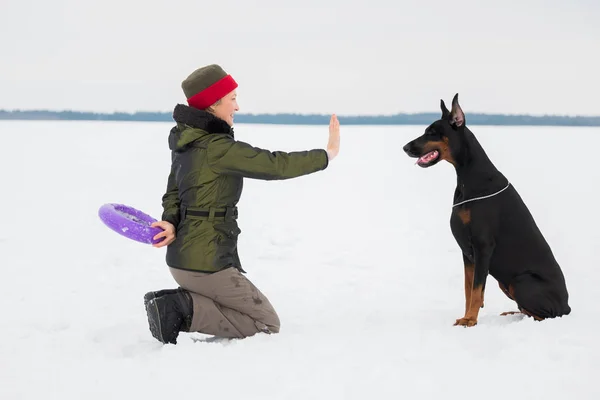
<box><xmin>454</xmin><ymin>264</ymin><xmax>483</xmax><ymax>327</ymax></box>
<box><xmin>520</xmin><ymin>308</ymin><xmax>545</xmax><ymax>321</ymax></box>
<box><xmin>481</xmin><ymin>286</ymin><xmax>485</xmax><ymax>309</ymax></box>
<box><xmin>498</xmin><ymin>284</ymin><xmax>544</xmax><ymax>321</ymax></box>
<box><xmin>458</xmin><ymin>209</ymin><xmax>471</xmax><ymax>225</ymax></box>
<box><xmin>469</xmin><ymin>286</ymin><xmax>484</xmax><ymax>315</ymax></box>
<box><xmin>422</xmin><ymin>137</ymin><xmax>455</xmax><ymax>166</ymax></box>
<box><xmin>463</xmin><ymin>263</ymin><xmax>474</xmax><ymax>314</ymax></box>
<box><xmin>498</xmin><ymin>281</ymin><xmax>515</xmax><ymax>301</ymax></box>
<box><xmin>508</xmin><ymin>284</ymin><xmax>516</xmax><ymax>299</ymax></box>
<box><xmin>500</xmin><ymin>311</ymin><xmax>522</xmax><ymax>316</ymax></box>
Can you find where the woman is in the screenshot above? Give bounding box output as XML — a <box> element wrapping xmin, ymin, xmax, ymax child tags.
<box><xmin>144</xmin><ymin>64</ymin><xmax>340</xmax><ymax>344</ymax></box>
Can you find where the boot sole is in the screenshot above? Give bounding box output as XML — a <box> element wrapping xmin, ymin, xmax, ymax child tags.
<box><xmin>145</xmin><ymin>298</ymin><xmax>166</xmax><ymax>344</ymax></box>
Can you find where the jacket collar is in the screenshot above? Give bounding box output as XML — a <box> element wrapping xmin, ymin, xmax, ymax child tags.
<box><xmin>172</xmin><ymin>104</ymin><xmax>234</xmax><ymax>136</ymax></box>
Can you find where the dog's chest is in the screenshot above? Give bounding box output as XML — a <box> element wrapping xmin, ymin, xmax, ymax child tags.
<box><xmin>450</xmin><ymin>208</ymin><xmax>474</xmax><ymax>259</ymax></box>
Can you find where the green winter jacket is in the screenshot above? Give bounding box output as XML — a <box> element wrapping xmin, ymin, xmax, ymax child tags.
<box><xmin>161</xmin><ymin>104</ymin><xmax>329</xmax><ymax>273</ymax></box>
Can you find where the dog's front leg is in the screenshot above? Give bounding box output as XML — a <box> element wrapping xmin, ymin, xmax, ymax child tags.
<box><xmin>455</xmin><ymin>241</ymin><xmax>493</xmax><ymax>327</ymax></box>
<box><xmin>460</xmin><ymin>254</ymin><xmax>474</xmax><ymax>317</ymax></box>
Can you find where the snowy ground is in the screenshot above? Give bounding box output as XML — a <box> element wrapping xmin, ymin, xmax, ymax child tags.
<box><xmin>1</xmin><ymin>120</ymin><xmax>599</xmax><ymax>399</ymax></box>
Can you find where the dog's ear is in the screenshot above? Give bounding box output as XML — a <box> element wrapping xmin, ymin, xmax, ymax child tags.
<box><xmin>450</xmin><ymin>93</ymin><xmax>465</xmax><ymax>127</ymax></box>
<box><xmin>440</xmin><ymin>99</ymin><xmax>450</xmax><ymax>119</ymax></box>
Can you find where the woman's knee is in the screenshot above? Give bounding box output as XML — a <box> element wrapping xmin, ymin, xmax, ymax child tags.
<box><xmin>265</xmin><ymin>311</ymin><xmax>281</xmax><ymax>334</ymax></box>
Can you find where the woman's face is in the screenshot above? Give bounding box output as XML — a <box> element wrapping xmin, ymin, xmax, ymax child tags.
<box><xmin>212</xmin><ymin>90</ymin><xmax>239</xmax><ymax>126</ymax></box>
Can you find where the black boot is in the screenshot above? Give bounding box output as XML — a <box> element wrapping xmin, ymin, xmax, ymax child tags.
<box><xmin>143</xmin><ymin>288</ymin><xmax>185</xmax><ymax>309</ymax></box>
<box><xmin>144</xmin><ymin>289</ymin><xmax>193</xmax><ymax>344</ymax></box>
<box><xmin>144</xmin><ymin>288</ymin><xmax>192</xmax><ymax>333</ymax></box>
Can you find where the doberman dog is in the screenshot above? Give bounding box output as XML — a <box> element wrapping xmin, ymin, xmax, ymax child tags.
<box><xmin>403</xmin><ymin>94</ymin><xmax>571</xmax><ymax>327</ymax></box>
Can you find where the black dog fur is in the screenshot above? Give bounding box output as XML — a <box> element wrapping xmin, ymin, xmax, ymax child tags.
<box><xmin>403</xmin><ymin>94</ymin><xmax>571</xmax><ymax>326</ymax></box>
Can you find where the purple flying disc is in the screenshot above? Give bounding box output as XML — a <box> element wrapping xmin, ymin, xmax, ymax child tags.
<box><xmin>98</xmin><ymin>203</ymin><xmax>165</xmax><ymax>245</ymax></box>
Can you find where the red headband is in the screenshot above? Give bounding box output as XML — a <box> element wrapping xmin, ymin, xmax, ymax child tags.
<box><xmin>187</xmin><ymin>75</ymin><xmax>238</xmax><ymax>109</ymax></box>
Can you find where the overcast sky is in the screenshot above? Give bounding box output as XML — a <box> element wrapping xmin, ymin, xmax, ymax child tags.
<box><xmin>1</xmin><ymin>0</ymin><xmax>598</xmax><ymax>116</ymax></box>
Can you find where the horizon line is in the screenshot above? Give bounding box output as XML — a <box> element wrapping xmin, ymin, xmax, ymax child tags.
<box><xmin>2</xmin><ymin>109</ymin><xmax>600</xmax><ymax>127</ymax></box>
<box><xmin>1</xmin><ymin>108</ymin><xmax>600</xmax><ymax>118</ymax></box>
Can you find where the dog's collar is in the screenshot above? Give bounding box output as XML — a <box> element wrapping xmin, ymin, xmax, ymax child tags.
<box><xmin>452</xmin><ymin>182</ymin><xmax>511</xmax><ymax>208</ymax></box>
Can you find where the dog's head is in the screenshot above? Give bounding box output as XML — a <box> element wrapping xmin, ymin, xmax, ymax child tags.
<box><xmin>403</xmin><ymin>93</ymin><xmax>466</xmax><ymax>168</ymax></box>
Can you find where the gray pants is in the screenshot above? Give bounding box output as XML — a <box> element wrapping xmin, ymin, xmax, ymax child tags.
<box><xmin>169</xmin><ymin>267</ymin><xmax>280</xmax><ymax>338</ymax></box>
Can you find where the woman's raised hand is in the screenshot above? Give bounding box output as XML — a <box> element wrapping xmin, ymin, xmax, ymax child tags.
<box><xmin>327</xmin><ymin>114</ymin><xmax>340</xmax><ymax>161</ymax></box>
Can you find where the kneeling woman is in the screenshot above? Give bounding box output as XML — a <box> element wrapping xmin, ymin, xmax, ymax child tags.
<box><xmin>145</xmin><ymin>64</ymin><xmax>340</xmax><ymax>344</ymax></box>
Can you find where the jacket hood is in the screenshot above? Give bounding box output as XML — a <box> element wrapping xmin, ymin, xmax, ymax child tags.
<box><xmin>169</xmin><ymin>104</ymin><xmax>234</xmax><ymax>151</ymax></box>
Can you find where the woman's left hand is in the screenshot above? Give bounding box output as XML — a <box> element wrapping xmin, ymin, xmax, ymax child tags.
<box><xmin>150</xmin><ymin>221</ymin><xmax>176</xmax><ymax>248</ymax></box>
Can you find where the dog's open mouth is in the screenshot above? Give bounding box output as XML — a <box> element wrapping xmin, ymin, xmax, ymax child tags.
<box><xmin>416</xmin><ymin>150</ymin><xmax>440</xmax><ymax>167</ymax></box>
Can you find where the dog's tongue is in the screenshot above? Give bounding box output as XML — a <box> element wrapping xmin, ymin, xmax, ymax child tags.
<box><xmin>417</xmin><ymin>150</ymin><xmax>439</xmax><ymax>165</ymax></box>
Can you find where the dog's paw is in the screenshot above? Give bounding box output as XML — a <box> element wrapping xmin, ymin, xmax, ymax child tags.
<box><xmin>454</xmin><ymin>317</ymin><xmax>477</xmax><ymax>327</ymax></box>
<box><xmin>500</xmin><ymin>311</ymin><xmax>522</xmax><ymax>316</ymax></box>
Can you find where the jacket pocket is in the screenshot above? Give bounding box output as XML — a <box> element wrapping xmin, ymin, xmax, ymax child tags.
<box><xmin>213</xmin><ymin>222</ymin><xmax>242</xmax><ymax>268</ymax></box>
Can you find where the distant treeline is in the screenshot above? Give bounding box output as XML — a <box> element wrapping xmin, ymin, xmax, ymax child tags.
<box><xmin>1</xmin><ymin>109</ymin><xmax>599</xmax><ymax>126</ymax></box>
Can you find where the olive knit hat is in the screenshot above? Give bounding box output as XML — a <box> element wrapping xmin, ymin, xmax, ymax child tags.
<box><xmin>181</xmin><ymin>64</ymin><xmax>238</xmax><ymax>110</ymax></box>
